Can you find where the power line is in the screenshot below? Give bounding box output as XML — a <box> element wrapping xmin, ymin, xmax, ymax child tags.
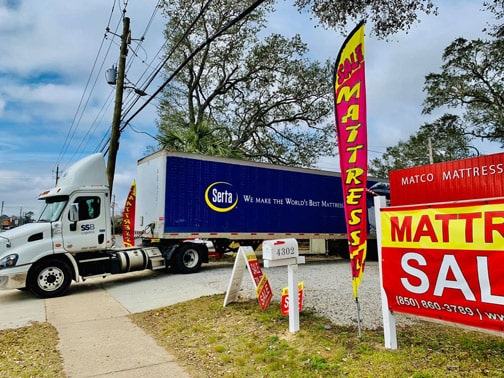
<box><xmin>120</xmin><ymin>0</ymin><xmax>208</xmax><ymax>125</ymax></box>
<box><xmin>101</xmin><ymin>0</ymin><xmax>213</xmax><ymax>154</ymax></box>
<box><xmin>55</xmin><ymin>1</ymin><xmax>122</xmax><ymax>171</ymax></box>
<box><xmin>120</xmin><ymin>0</ymin><xmax>268</xmax><ymax>135</ymax></box>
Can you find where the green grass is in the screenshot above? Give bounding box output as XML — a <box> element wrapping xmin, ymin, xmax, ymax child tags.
<box><xmin>0</xmin><ymin>322</ymin><xmax>65</xmax><ymax>377</ymax></box>
<box><xmin>130</xmin><ymin>294</ymin><xmax>504</xmax><ymax>377</ymax></box>
<box><xmin>1</xmin><ymin>293</ymin><xmax>503</xmax><ymax>377</ymax></box>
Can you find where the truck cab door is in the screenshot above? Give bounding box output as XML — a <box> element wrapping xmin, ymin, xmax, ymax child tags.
<box><xmin>62</xmin><ymin>194</ymin><xmax>109</xmax><ymax>252</ymax></box>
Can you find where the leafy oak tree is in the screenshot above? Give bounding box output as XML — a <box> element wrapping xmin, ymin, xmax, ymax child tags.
<box><xmin>157</xmin><ymin>0</ymin><xmax>334</xmax><ymax>167</ymax></box>
<box><xmin>422</xmin><ymin>2</ymin><xmax>504</xmax><ymax>145</ymax></box>
<box><xmin>294</xmin><ymin>0</ymin><xmax>437</xmax><ymax>38</ymax></box>
<box><xmin>369</xmin><ymin>115</ymin><xmax>477</xmax><ymax>178</ymax></box>
<box><xmin>156</xmin><ymin>0</ymin><xmax>442</xmax><ymax>167</ymax></box>
<box><xmin>370</xmin><ymin>2</ymin><xmax>502</xmax><ymax>178</ymax></box>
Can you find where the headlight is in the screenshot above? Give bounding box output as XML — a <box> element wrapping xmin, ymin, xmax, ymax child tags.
<box><xmin>0</xmin><ymin>254</ymin><xmax>18</xmax><ymax>268</ymax></box>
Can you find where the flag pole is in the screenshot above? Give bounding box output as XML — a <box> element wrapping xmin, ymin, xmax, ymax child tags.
<box><xmin>355</xmin><ymin>297</ymin><xmax>362</xmax><ymax>339</ymax></box>
<box><xmin>333</xmin><ymin>20</ymin><xmax>368</xmax><ymax>340</ymax></box>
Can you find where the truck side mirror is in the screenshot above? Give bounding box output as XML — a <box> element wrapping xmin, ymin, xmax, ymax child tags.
<box><xmin>69</xmin><ymin>203</ymin><xmax>79</xmax><ymax>222</ymax></box>
<box><xmin>69</xmin><ymin>204</ymin><xmax>79</xmax><ymax>232</ymax></box>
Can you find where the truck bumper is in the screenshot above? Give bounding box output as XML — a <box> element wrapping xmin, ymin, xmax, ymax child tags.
<box><xmin>0</xmin><ymin>267</ymin><xmax>28</xmax><ymax>290</ymax></box>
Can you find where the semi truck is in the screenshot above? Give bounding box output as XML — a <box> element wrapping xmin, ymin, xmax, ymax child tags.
<box><xmin>0</xmin><ymin>150</ymin><xmax>387</xmax><ymax>298</ymax></box>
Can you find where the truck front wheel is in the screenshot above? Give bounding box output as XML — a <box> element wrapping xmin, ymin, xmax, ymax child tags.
<box><xmin>28</xmin><ymin>259</ymin><xmax>72</xmax><ymax>298</ymax></box>
<box><xmin>174</xmin><ymin>243</ymin><xmax>202</xmax><ymax>274</ymax></box>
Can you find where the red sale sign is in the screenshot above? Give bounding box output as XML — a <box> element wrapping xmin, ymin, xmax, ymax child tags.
<box><xmin>247</xmin><ymin>252</ymin><xmax>272</xmax><ymax>311</ymax></box>
<box><xmin>281</xmin><ymin>282</ymin><xmax>304</xmax><ymax>316</ymax></box>
<box><xmin>256</xmin><ymin>274</ymin><xmax>273</xmax><ymax>311</ymax></box>
<box><xmin>381</xmin><ymin>198</ymin><xmax>504</xmax><ymax>333</ymax></box>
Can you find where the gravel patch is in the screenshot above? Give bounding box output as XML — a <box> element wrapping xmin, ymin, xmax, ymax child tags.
<box><xmin>191</xmin><ymin>256</ymin><xmax>415</xmax><ymax>330</ymax></box>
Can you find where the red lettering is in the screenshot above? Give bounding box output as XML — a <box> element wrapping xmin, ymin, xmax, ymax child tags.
<box><xmin>434</xmin><ymin>214</ymin><xmax>457</xmax><ymax>242</ymax></box>
<box><xmin>337</xmin><ymin>44</ymin><xmax>364</xmax><ymax>85</ymax></box>
<box><xmin>458</xmin><ymin>212</ymin><xmax>482</xmax><ymax>242</ymax></box>
<box><xmin>484</xmin><ymin>211</ymin><xmax>504</xmax><ymax>243</ymax></box>
<box><xmin>413</xmin><ymin>215</ymin><xmax>438</xmax><ymax>243</ymax></box>
<box><xmin>391</xmin><ymin>216</ymin><xmax>412</xmax><ymax>242</ymax></box>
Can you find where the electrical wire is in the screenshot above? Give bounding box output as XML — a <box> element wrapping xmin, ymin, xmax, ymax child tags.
<box><xmin>65</xmin><ymin>0</ymin><xmax>267</xmax><ymax>161</ymax></box>
<box><xmin>120</xmin><ymin>0</ymin><xmax>268</xmax><ymax>136</ymax></box>
<box><xmin>55</xmin><ymin>1</ymin><xmax>122</xmax><ymax>172</ymax></box>
<box><xmin>120</xmin><ymin>0</ymin><xmax>206</xmax><ymax>125</ymax></box>
<box><xmin>101</xmin><ymin>0</ymin><xmax>211</xmax><ymax>154</ymax></box>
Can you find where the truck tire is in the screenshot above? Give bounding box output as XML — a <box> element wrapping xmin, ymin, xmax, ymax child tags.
<box><xmin>28</xmin><ymin>258</ymin><xmax>72</xmax><ymax>298</ymax></box>
<box><xmin>174</xmin><ymin>243</ymin><xmax>202</xmax><ymax>274</ymax></box>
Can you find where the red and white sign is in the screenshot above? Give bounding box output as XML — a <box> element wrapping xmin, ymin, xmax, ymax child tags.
<box><xmin>281</xmin><ymin>282</ymin><xmax>304</xmax><ymax>316</ymax></box>
<box><xmin>380</xmin><ymin>198</ymin><xmax>504</xmax><ymax>333</ymax></box>
<box><xmin>256</xmin><ymin>274</ymin><xmax>273</xmax><ymax>311</ymax></box>
<box><xmin>223</xmin><ymin>246</ymin><xmax>272</xmax><ymax>311</ymax></box>
<box><xmin>389</xmin><ymin>152</ymin><xmax>504</xmax><ymax>206</ymax></box>
<box><xmin>122</xmin><ymin>181</ymin><xmax>136</xmax><ymax>247</ymax></box>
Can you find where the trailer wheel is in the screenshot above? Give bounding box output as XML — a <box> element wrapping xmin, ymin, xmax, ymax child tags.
<box><xmin>174</xmin><ymin>243</ymin><xmax>202</xmax><ymax>274</ymax></box>
<box><xmin>28</xmin><ymin>258</ymin><xmax>72</xmax><ymax>298</ymax></box>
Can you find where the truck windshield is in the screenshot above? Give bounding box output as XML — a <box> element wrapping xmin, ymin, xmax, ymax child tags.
<box><xmin>37</xmin><ymin>196</ymin><xmax>69</xmax><ymax>222</ymax></box>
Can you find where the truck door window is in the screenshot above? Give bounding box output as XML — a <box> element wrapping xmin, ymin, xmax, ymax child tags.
<box><xmin>72</xmin><ymin>197</ymin><xmax>101</xmax><ymax>221</ymax></box>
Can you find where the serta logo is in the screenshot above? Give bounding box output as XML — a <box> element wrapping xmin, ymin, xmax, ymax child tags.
<box><xmin>204</xmin><ymin>182</ymin><xmax>238</xmax><ymax>213</ymax></box>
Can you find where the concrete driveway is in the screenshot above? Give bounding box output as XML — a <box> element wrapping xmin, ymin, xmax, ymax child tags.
<box><xmin>0</xmin><ymin>269</ymin><xmax>223</xmax><ymax>330</ymax></box>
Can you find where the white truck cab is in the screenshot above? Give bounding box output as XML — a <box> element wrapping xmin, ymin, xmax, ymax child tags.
<box><xmin>0</xmin><ymin>154</ymin><xmax>167</xmax><ymax>298</ymax></box>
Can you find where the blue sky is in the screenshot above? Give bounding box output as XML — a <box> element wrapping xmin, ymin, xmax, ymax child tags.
<box><xmin>0</xmin><ymin>0</ymin><xmax>498</xmax><ymax>217</ymax></box>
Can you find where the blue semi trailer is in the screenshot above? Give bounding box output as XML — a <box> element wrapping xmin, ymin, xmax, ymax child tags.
<box><xmin>137</xmin><ymin>150</ymin><xmax>387</xmax><ymax>262</ymax></box>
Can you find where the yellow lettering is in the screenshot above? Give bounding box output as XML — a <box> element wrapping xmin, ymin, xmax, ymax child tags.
<box><xmin>345</xmin><ymin>167</ymin><xmax>364</xmax><ymax>185</ymax></box>
<box><xmin>349</xmin><ymin>209</ymin><xmax>363</xmax><ymax>225</ymax></box>
<box><xmin>345</xmin><ymin>123</ymin><xmax>361</xmax><ymax>143</ymax></box>
<box><xmin>346</xmin><ymin>188</ymin><xmax>364</xmax><ymax>205</ymax></box>
<box><xmin>346</xmin><ymin>144</ymin><xmax>364</xmax><ymax>163</ymax></box>
<box><xmin>349</xmin><ymin>230</ymin><xmax>361</xmax><ymax>246</ymax></box>
<box><xmin>341</xmin><ymin>104</ymin><xmax>360</xmax><ymax>123</ymax></box>
<box><xmin>336</xmin><ymin>82</ymin><xmax>361</xmax><ymax>104</ymax></box>
<box><xmin>350</xmin><ymin>242</ymin><xmax>367</xmax><ymax>259</ymax></box>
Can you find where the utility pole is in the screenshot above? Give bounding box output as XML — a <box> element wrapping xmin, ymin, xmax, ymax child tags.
<box><xmin>107</xmin><ymin>16</ymin><xmax>130</xmax><ymax>197</ymax></box>
<box><xmin>428</xmin><ymin>137</ymin><xmax>433</xmax><ymax>164</ymax></box>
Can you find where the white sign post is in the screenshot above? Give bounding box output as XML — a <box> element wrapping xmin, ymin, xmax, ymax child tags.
<box><xmin>374</xmin><ymin>195</ymin><xmax>397</xmax><ymax>349</ymax></box>
<box><xmin>224</xmin><ymin>246</ymin><xmax>273</xmax><ymax>311</ymax></box>
<box><xmin>263</xmin><ymin>238</ymin><xmax>305</xmax><ymax>333</ymax></box>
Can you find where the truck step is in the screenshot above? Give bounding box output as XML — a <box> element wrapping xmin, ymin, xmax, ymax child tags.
<box><xmin>143</xmin><ymin>247</ymin><xmax>166</xmax><ymax>270</ymax></box>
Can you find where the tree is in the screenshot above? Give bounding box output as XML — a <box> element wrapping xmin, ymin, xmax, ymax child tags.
<box><xmin>23</xmin><ymin>211</ymin><xmax>35</xmax><ymax>224</ymax></box>
<box><xmin>294</xmin><ymin>0</ymin><xmax>438</xmax><ymax>38</ymax></box>
<box><xmin>370</xmin><ymin>2</ymin><xmax>502</xmax><ymax>178</ymax></box>
<box><xmin>368</xmin><ymin>115</ymin><xmax>477</xmax><ymax>178</ymax></box>
<box><xmin>422</xmin><ymin>3</ymin><xmax>504</xmax><ymax>145</ymax></box>
<box><xmin>157</xmin><ymin>0</ymin><xmax>335</xmax><ymax>167</ymax></box>
<box><xmin>156</xmin><ymin>0</ymin><xmax>445</xmax><ymax>167</ymax></box>
<box><xmin>484</xmin><ymin>0</ymin><xmax>504</xmax><ymax>37</ymax></box>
